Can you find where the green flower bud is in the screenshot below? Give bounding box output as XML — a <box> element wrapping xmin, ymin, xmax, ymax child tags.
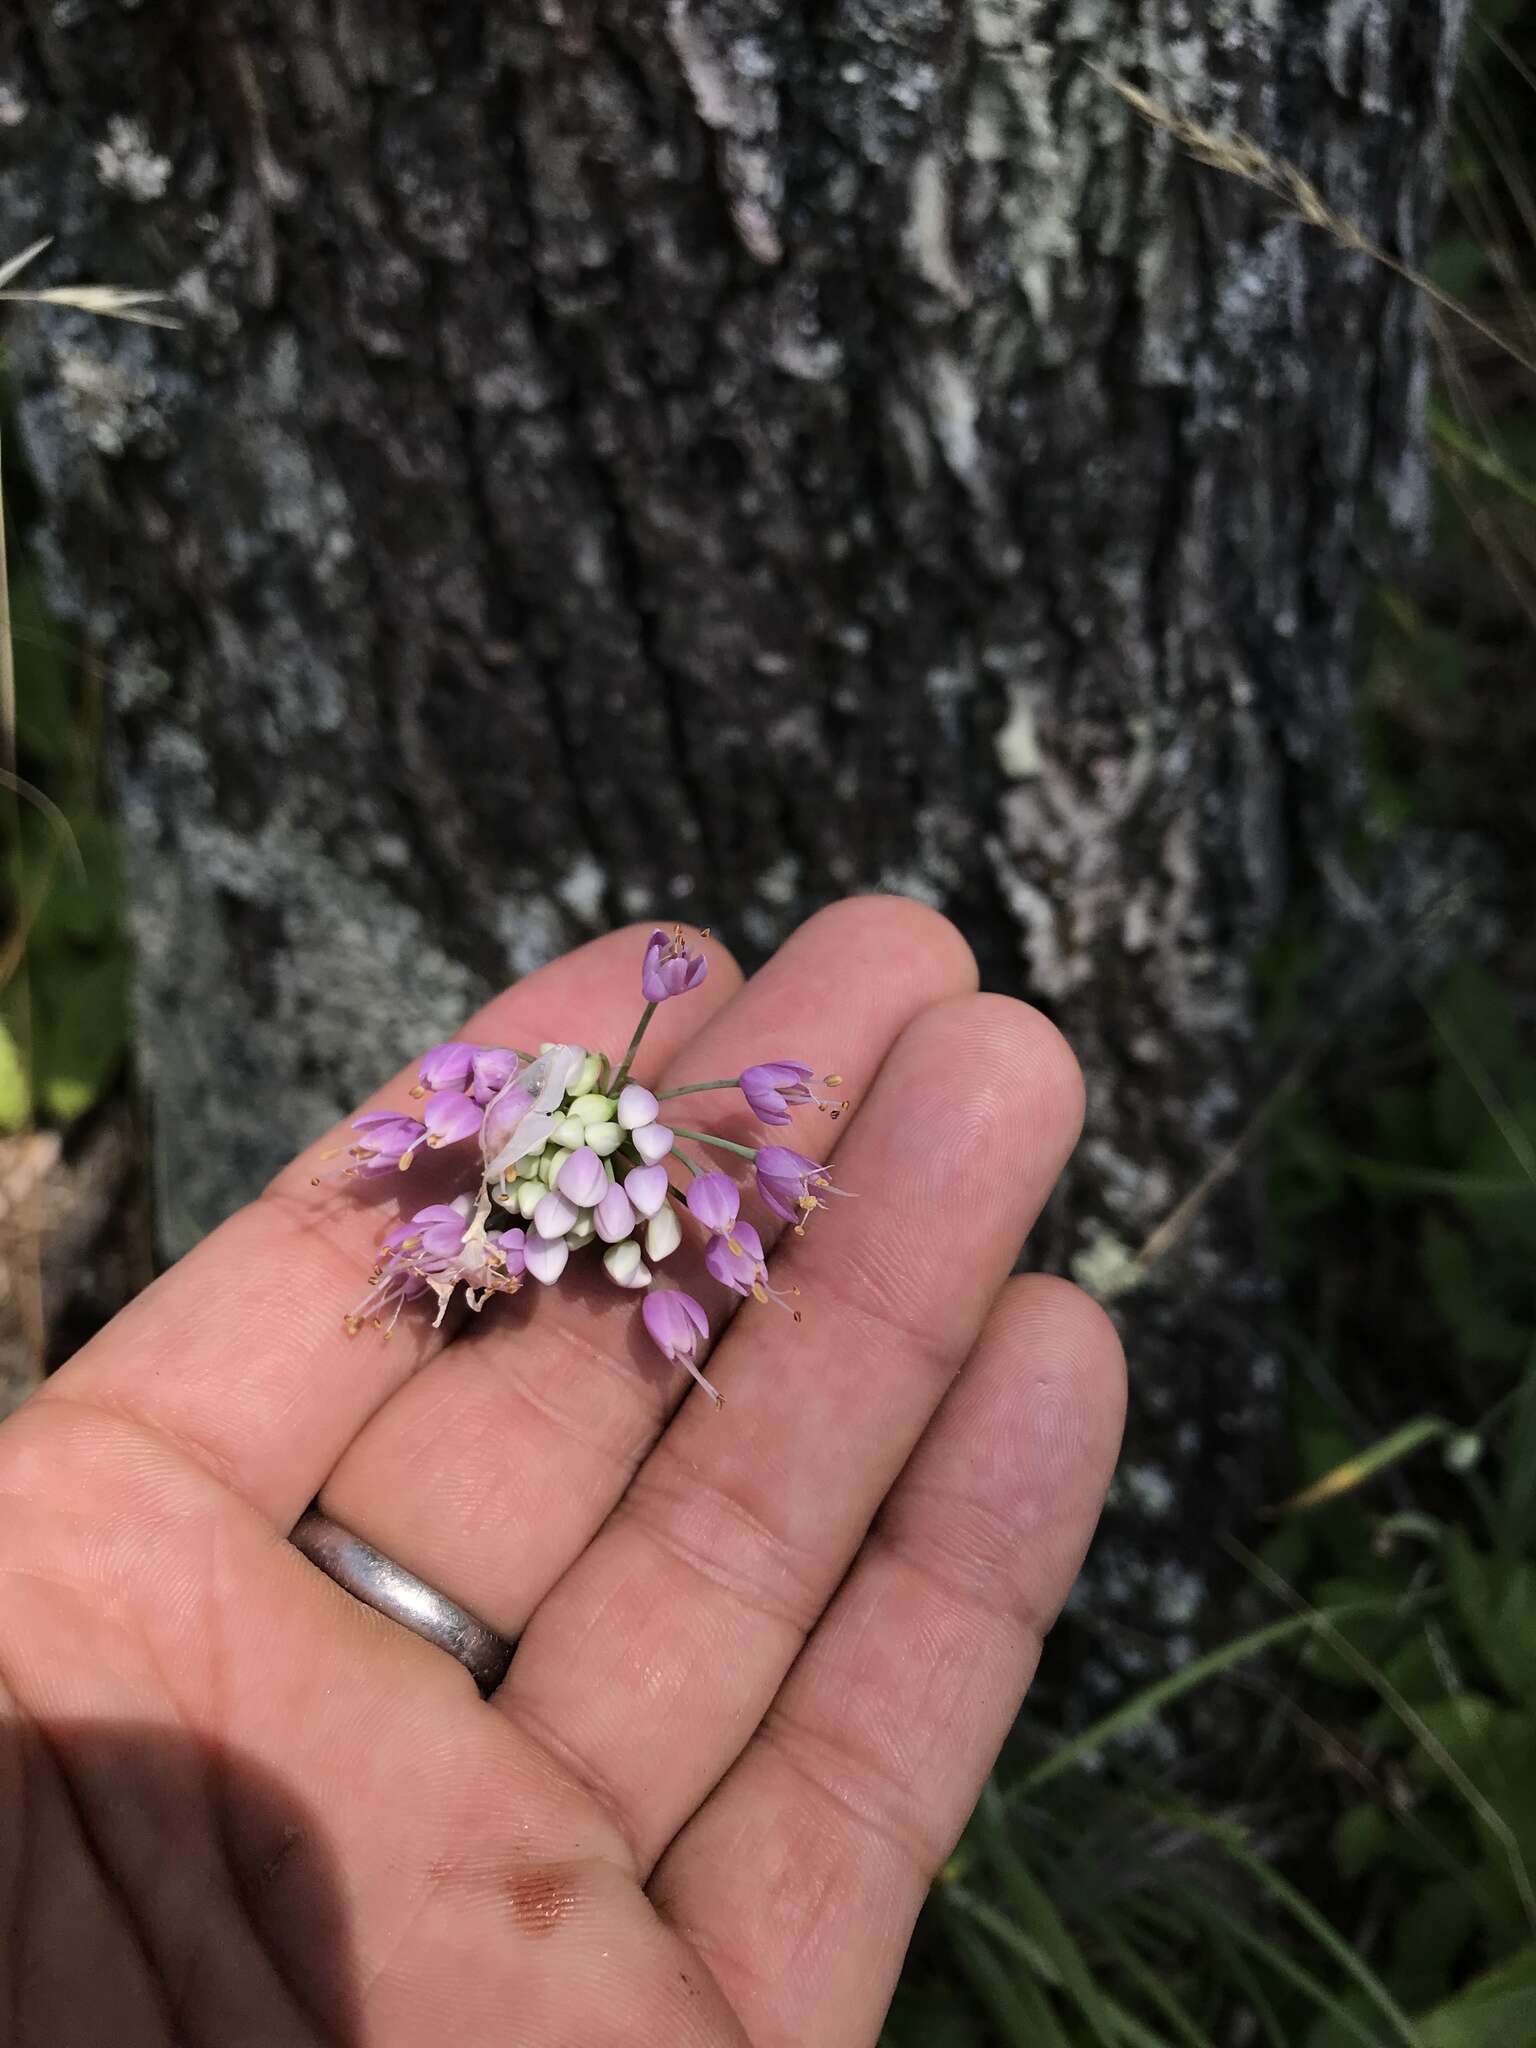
<box><xmin>570</xmin><ymin>1053</ymin><xmax>603</xmax><ymax>1097</ymax></box>
<box><xmin>569</xmin><ymin>1093</ymin><xmax>619</xmax><ymax>1126</ymax></box>
<box><xmin>550</xmin><ymin>1117</ymin><xmax>584</xmax><ymax>1151</ymax></box>
<box><xmin>515</xmin><ymin>1179</ymin><xmax>544</xmax><ymax>1220</ymax></box>
<box><xmin>603</xmin><ymin>1240</ymin><xmax>649</xmax><ymax>1289</ymax></box>
<box><xmin>566</xmin><ymin>1211</ymin><xmax>597</xmax><ymax>1249</ymax></box>
<box><xmin>541</xmin><ymin>1147</ymin><xmax>573</xmax><ymax>1187</ymax></box>
<box><xmin>585</xmin><ymin>1121</ymin><xmax>624</xmax><ymax>1158</ymax></box>
<box><xmin>646</xmin><ymin>1204</ymin><xmax>682</xmax><ymax>1262</ymax></box>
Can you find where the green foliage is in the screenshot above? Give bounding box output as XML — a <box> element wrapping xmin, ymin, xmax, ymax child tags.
<box><xmin>1</xmin><ymin>554</ymin><xmax>133</xmax><ymax>1128</ymax></box>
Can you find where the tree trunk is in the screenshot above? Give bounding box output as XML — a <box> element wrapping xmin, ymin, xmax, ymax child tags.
<box><xmin>0</xmin><ymin>0</ymin><xmax>1463</xmax><ymax>1671</ymax></box>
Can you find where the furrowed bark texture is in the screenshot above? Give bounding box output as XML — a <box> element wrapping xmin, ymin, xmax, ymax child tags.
<box><xmin>0</xmin><ymin>0</ymin><xmax>1463</xmax><ymax>1673</ymax></box>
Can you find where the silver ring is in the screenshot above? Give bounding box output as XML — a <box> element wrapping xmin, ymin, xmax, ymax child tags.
<box><xmin>290</xmin><ymin>1508</ymin><xmax>514</xmax><ymax>1697</ymax></box>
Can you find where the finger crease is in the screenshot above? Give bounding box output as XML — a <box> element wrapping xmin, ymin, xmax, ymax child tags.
<box><xmin>496</xmin><ymin>1693</ymin><xmax>646</xmax><ymax>1881</ymax></box>
<box><xmin>758</xmin><ymin>1705</ymin><xmax>946</xmax><ymax>1883</ymax></box>
<box><xmin>870</xmin><ymin>1510</ymin><xmax>1055</xmax><ymax>1652</ymax></box>
<box><xmin>615</xmin><ymin>1483</ymin><xmax>827</xmax><ymax>1640</ymax></box>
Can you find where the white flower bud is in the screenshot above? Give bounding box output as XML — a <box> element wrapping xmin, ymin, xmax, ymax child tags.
<box><xmin>645</xmin><ymin>1204</ymin><xmax>682</xmax><ymax>1262</ymax></box>
<box><xmin>603</xmin><ymin>1240</ymin><xmax>650</xmax><ymax>1289</ymax></box>
<box><xmin>584</xmin><ymin>1121</ymin><xmax>624</xmax><ymax>1158</ymax></box>
<box><xmin>617</xmin><ymin>1084</ymin><xmax>660</xmax><ymax>1131</ymax></box>
<box><xmin>534</xmin><ymin>1187</ymin><xmax>580</xmax><ymax>1240</ymax></box>
<box><xmin>524</xmin><ymin>1230</ymin><xmax>568</xmax><ymax>1285</ymax></box>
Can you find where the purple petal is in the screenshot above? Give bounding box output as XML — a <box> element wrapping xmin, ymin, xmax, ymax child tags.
<box><xmin>417</xmin><ymin>1041</ymin><xmax>478</xmax><ymax>1092</ymax></box>
<box><xmin>556</xmin><ymin>1144</ymin><xmax>608</xmax><ymax>1208</ymax></box>
<box><xmin>352</xmin><ymin>1111</ymin><xmax>419</xmax><ymax>1139</ymax></box>
<box><xmin>490</xmin><ymin>1226</ymin><xmax>527</xmax><ymax>1279</ymax></box>
<box><xmin>423</xmin><ymin>1091</ymin><xmax>484</xmax><ymax>1144</ymax></box>
<box><xmin>532</xmin><ymin>1187</ymin><xmax>580</xmax><ymax>1240</ymax></box>
<box><xmin>594</xmin><ymin>1182</ymin><xmax>636</xmax><ymax>1243</ymax></box>
<box><xmin>642</xmin><ymin>1287</ymin><xmax>709</xmax><ymax>1362</ymax></box>
<box><xmin>470</xmin><ymin>1046</ymin><xmax>520</xmax><ymax>1105</ymax></box>
<box><xmin>686</xmin><ymin>1172</ymin><xmax>739</xmax><ymax>1232</ymax></box>
<box><xmin>704</xmin><ymin>1230</ymin><xmax>756</xmax><ymax>1296</ymax></box>
<box><xmin>523</xmin><ymin>1231</ymin><xmax>569</xmax><ymax>1285</ymax></box>
<box><xmin>624</xmin><ymin>1164</ymin><xmax>671</xmax><ymax>1217</ymax></box>
<box><xmin>641</xmin><ymin>929</ymin><xmax>709</xmax><ymax>1003</ymax></box>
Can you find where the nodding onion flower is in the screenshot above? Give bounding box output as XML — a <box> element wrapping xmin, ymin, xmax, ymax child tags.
<box><xmin>342</xmin><ymin>926</ymin><xmax>850</xmax><ymax>1404</ymax></box>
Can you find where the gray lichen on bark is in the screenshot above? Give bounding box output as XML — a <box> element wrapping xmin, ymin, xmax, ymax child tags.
<box><xmin>0</xmin><ymin>0</ymin><xmax>1464</xmax><ymax>1670</ymax></box>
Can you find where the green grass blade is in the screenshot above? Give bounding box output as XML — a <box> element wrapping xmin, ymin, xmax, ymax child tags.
<box><xmin>1497</xmin><ymin>1344</ymin><xmax>1536</xmax><ymax>1561</ymax></box>
<box><xmin>1197</xmin><ymin>1893</ymin><xmax>1398</xmax><ymax>2048</ymax></box>
<box><xmin>945</xmin><ymin>1899</ymin><xmax>1072</xmax><ymax>2047</ymax></box>
<box><xmin>1211</xmin><ymin>1922</ymin><xmax>1290</xmax><ymax>2048</ymax></box>
<box><xmin>1329</xmin><ymin>1151</ymin><xmax>1535</xmax><ymax>1201</ymax></box>
<box><xmin>1274</xmin><ymin>1417</ymin><xmax>1450</xmax><ymax>1513</ymax></box>
<box><xmin>1172</xmin><ymin>1815</ymin><xmax>1422</xmax><ymax>2047</ymax></box>
<box><xmin>1430</xmin><ymin>405</ymin><xmax>1536</xmax><ymax>511</ymax></box>
<box><xmin>1016</xmin><ymin>1604</ymin><xmax>1396</xmax><ymax>1796</ymax></box>
<box><xmin>1091</xmin><ymin>1918</ymin><xmax>1218</xmax><ymax>2048</ymax></box>
<box><xmin>972</xmin><ymin>1782</ymin><xmax>1120</xmax><ymax>2048</ymax></box>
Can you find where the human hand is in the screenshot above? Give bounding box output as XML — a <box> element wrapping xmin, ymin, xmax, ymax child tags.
<box><xmin>0</xmin><ymin>898</ymin><xmax>1124</xmax><ymax>2046</ymax></box>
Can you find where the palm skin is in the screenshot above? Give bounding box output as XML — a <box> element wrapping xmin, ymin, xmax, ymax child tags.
<box><xmin>0</xmin><ymin>900</ymin><xmax>1124</xmax><ymax>2047</ymax></box>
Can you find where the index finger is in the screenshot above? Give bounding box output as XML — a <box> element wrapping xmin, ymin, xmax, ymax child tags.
<box><xmin>24</xmin><ymin>925</ymin><xmax>743</xmax><ymax>1523</ymax></box>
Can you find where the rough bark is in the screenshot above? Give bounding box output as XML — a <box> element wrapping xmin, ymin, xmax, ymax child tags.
<box><xmin>0</xmin><ymin>0</ymin><xmax>1464</xmax><ymax>1673</ymax></box>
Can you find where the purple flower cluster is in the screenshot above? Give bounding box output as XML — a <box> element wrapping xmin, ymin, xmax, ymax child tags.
<box><xmin>344</xmin><ymin>927</ymin><xmax>847</xmax><ymax>1406</ymax></box>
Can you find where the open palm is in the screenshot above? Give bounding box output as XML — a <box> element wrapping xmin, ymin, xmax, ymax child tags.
<box><xmin>0</xmin><ymin>899</ymin><xmax>1123</xmax><ymax>2047</ymax></box>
